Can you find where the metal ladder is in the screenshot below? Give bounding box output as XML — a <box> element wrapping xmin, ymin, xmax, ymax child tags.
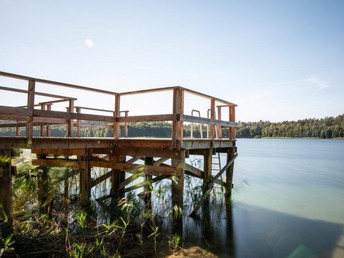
<box><xmin>212</xmin><ymin>152</ymin><xmax>222</xmax><ymax>174</ymax></box>
<box><xmin>190</xmin><ymin>109</ymin><xmax>203</xmax><ymax>139</ymax></box>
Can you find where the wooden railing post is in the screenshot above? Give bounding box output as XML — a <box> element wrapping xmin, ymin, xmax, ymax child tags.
<box><xmin>67</xmin><ymin>99</ymin><xmax>74</xmax><ymax>137</ymax></box>
<box><xmin>114</xmin><ymin>94</ymin><xmax>121</xmax><ymax>139</ymax></box>
<box><xmin>76</xmin><ymin>107</ymin><xmax>81</xmax><ymax>137</ymax></box>
<box><xmin>229</xmin><ymin>105</ymin><xmax>236</xmax><ymax>140</ymax></box>
<box><xmin>172</xmin><ymin>88</ymin><xmax>184</xmax><ymax>147</ymax></box>
<box><xmin>40</xmin><ymin>104</ymin><xmax>46</xmax><ymax>137</ymax></box>
<box><xmin>217</xmin><ymin>106</ymin><xmax>222</xmax><ymax>139</ymax></box>
<box><xmin>46</xmin><ymin>104</ymin><xmax>52</xmax><ymax>136</ymax></box>
<box><xmin>209</xmin><ymin>98</ymin><xmax>215</xmax><ymax>140</ymax></box>
<box><xmin>26</xmin><ymin>80</ymin><xmax>35</xmax><ymax>146</ymax></box>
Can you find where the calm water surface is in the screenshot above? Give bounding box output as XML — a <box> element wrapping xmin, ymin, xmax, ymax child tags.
<box><xmin>183</xmin><ymin>139</ymin><xmax>344</xmax><ymax>258</ymax></box>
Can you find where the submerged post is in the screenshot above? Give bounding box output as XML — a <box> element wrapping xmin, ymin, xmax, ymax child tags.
<box><xmin>0</xmin><ymin>149</ymin><xmax>13</xmax><ymax>236</ymax></box>
<box><xmin>144</xmin><ymin>157</ymin><xmax>153</xmax><ymax>210</ymax></box>
<box><xmin>171</xmin><ymin>151</ymin><xmax>185</xmax><ymax>219</ymax></box>
<box><xmin>110</xmin><ymin>154</ymin><xmax>126</xmax><ymax>203</ymax></box>
<box><xmin>225</xmin><ymin>147</ymin><xmax>236</xmax><ymax>200</ymax></box>
<box><xmin>80</xmin><ymin>150</ymin><xmax>91</xmax><ymax>209</ymax></box>
<box><xmin>37</xmin><ymin>155</ymin><xmax>52</xmax><ymax>217</ymax></box>
<box><xmin>203</xmin><ymin>149</ymin><xmax>212</xmax><ymax>213</ymax></box>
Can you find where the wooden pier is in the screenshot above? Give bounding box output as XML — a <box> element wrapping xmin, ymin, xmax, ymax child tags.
<box><xmin>0</xmin><ymin>71</ymin><xmax>237</xmax><ymax>229</ymax></box>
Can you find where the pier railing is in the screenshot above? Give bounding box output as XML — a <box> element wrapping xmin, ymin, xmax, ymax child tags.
<box><xmin>0</xmin><ymin>71</ymin><xmax>237</xmax><ymax>146</ymax></box>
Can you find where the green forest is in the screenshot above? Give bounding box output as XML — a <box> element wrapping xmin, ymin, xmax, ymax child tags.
<box><xmin>1</xmin><ymin>114</ymin><xmax>343</xmax><ymax>139</ymax></box>
<box><xmin>236</xmin><ymin>114</ymin><xmax>344</xmax><ymax>139</ymax></box>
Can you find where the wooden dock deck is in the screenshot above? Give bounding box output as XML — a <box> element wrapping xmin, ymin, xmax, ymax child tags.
<box><xmin>0</xmin><ymin>71</ymin><xmax>238</xmax><ymax>227</ymax></box>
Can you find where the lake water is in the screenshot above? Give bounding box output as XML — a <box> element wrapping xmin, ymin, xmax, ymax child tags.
<box><xmin>183</xmin><ymin>139</ymin><xmax>344</xmax><ymax>258</ymax></box>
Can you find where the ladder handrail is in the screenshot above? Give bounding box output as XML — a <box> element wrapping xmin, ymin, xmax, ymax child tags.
<box><xmin>190</xmin><ymin>109</ymin><xmax>203</xmax><ymax>139</ymax></box>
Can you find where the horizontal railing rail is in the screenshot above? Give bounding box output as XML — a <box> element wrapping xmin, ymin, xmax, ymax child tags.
<box><xmin>0</xmin><ymin>71</ymin><xmax>237</xmax><ymax>145</ymax></box>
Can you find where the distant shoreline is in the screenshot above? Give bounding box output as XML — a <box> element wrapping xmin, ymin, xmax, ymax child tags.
<box><xmin>237</xmin><ymin>137</ymin><xmax>344</xmax><ymax>140</ymax></box>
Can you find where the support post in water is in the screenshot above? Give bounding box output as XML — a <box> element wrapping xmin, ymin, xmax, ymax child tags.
<box><xmin>0</xmin><ymin>149</ymin><xmax>13</xmax><ymax>236</ymax></box>
<box><xmin>110</xmin><ymin>154</ymin><xmax>126</xmax><ymax>203</ymax></box>
<box><xmin>172</xmin><ymin>151</ymin><xmax>185</xmax><ymax>220</ymax></box>
<box><xmin>80</xmin><ymin>150</ymin><xmax>91</xmax><ymax>209</ymax></box>
<box><xmin>190</xmin><ymin>152</ymin><xmax>238</xmax><ymax>217</ymax></box>
<box><xmin>37</xmin><ymin>155</ymin><xmax>52</xmax><ymax>218</ymax></box>
<box><xmin>144</xmin><ymin>157</ymin><xmax>154</xmax><ymax>210</ymax></box>
<box><xmin>225</xmin><ymin>147</ymin><xmax>236</xmax><ymax>200</ymax></box>
<box><xmin>203</xmin><ymin>149</ymin><xmax>213</xmax><ymax>214</ymax></box>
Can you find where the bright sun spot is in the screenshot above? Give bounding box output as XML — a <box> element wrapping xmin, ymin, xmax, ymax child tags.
<box><xmin>85</xmin><ymin>38</ymin><xmax>94</xmax><ymax>48</ymax></box>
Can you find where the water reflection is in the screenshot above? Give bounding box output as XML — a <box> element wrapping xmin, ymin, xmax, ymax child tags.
<box><xmin>180</xmin><ymin>139</ymin><xmax>344</xmax><ymax>257</ymax></box>
<box><xmin>182</xmin><ymin>201</ymin><xmax>235</xmax><ymax>258</ymax></box>
<box><xmin>181</xmin><ymin>201</ymin><xmax>344</xmax><ymax>258</ymax></box>
<box><xmin>232</xmin><ymin>202</ymin><xmax>344</xmax><ymax>258</ymax></box>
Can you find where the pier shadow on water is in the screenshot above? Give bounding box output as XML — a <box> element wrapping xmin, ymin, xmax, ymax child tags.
<box><xmin>181</xmin><ymin>201</ymin><xmax>344</xmax><ymax>258</ymax></box>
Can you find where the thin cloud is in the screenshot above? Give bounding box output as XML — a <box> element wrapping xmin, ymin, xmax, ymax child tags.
<box><xmin>307</xmin><ymin>77</ymin><xmax>330</xmax><ymax>91</ymax></box>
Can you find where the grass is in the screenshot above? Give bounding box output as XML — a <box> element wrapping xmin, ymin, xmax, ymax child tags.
<box><xmin>0</xmin><ymin>154</ymin><xmax>231</xmax><ymax>257</ymax></box>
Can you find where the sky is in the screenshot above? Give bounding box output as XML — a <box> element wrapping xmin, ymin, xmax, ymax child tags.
<box><xmin>1</xmin><ymin>0</ymin><xmax>344</xmax><ymax>122</ymax></box>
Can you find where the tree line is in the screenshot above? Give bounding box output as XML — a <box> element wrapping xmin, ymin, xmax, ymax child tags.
<box><xmin>236</xmin><ymin>114</ymin><xmax>344</xmax><ymax>139</ymax></box>
<box><xmin>1</xmin><ymin>114</ymin><xmax>343</xmax><ymax>139</ymax></box>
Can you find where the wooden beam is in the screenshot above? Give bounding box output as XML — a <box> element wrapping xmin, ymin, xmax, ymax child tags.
<box><xmin>32</xmin><ymin>148</ymin><xmax>87</xmax><ymax>156</ymax></box>
<box><xmin>89</xmin><ymin>160</ymin><xmax>177</xmax><ymax>176</ymax></box>
<box><xmin>33</xmin><ymin>109</ymin><xmax>114</xmax><ymax>123</ymax></box>
<box><xmin>0</xmin><ymin>71</ymin><xmax>117</xmax><ymax>96</ymax></box>
<box><xmin>119</xmin><ymin>86</ymin><xmax>176</xmax><ymax>96</ymax></box>
<box><xmin>31</xmin><ymin>138</ymin><xmax>114</xmax><ymax>150</ymax></box>
<box><xmin>152</xmin><ymin>174</ymin><xmax>170</xmax><ymax>183</ymax></box>
<box><xmin>184</xmin><ymin>163</ymin><xmax>203</xmax><ymax>178</ymax></box>
<box><xmin>184</xmin><ymin>164</ymin><xmax>226</xmax><ymax>187</ymax></box>
<box><xmin>90</xmin><ymin>171</ymin><xmax>112</xmax><ymax>188</ymax></box>
<box><xmin>0</xmin><ymin>85</ymin><xmax>76</xmax><ymax>100</ymax></box>
<box><xmin>33</xmin><ymin>158</ymin><xmax>83</xmax><ymax>169</ymax></box>
<box><xmin>190</xmin><ymin>153</ymin><xmax>238</xmax><ymax>217</ymax></box>
<box><xmin>126</xmin><ymin>156</ymin><xmax>143</xmax><ymax>164</ymax></box>
<box><xmin>117</xmin><ymin>114</ymin><xmax>175</xmax><ymax>123</ymax></box>
<box><xmin>153</xmin><ymin>157</ymin><xmax>169</xmax><ymax>166</ymax></box>
<box><xmin>182</xmin><ymin>88</ymin><xmax>236</xmax><ymax>106</ymax></box>
<box><xmin>123</xmin><ymin>180</ymin><xmax>149</xmax><ymax>193</ymax></box>
<box><xmin>119</xmin><ymin>172</ymin><xmax>144</xmax><ymax>190</ymax></box>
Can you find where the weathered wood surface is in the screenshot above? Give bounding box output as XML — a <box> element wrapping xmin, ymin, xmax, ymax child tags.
<box><xmin>190</xmin><ymin>153</ymin><xmax>238</xmax><ymax>217</ymax></box>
